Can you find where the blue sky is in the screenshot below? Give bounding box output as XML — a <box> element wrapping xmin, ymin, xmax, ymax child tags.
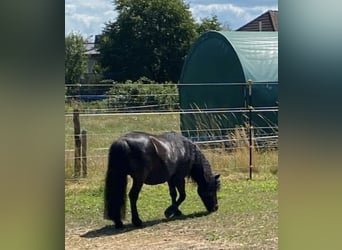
<box><xmin>65</xmin><ymin>0</ymin><xmax>278</xmax><ymax>40</ymax></box>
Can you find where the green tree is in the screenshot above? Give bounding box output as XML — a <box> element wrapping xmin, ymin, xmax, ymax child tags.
<box><xmin>196</xmin><ymin>15</ymin><xmax>222</xmax><ymax>34</ymax></box>
<box><xmin>98</xmin><ymin>0</ymin><xmax>197</xmax><ymax>83</ymax></box>
<box><xmin>65</xmin><ymin>32</ymin><xmax>87</xmax><ymax>84</ymax></box>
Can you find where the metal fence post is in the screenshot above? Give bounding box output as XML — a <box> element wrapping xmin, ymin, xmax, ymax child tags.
<box><xmin>81</xmin><ymin>129</ymin><xmax>87</xmax><ymax>177</ymax></box>
<box><xmin>247</xmin><ymin>79</ymin><xmax>253</xmax><ymax>180</ymax></box>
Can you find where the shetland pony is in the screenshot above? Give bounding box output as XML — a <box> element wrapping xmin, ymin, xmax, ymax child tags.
<box><xmin>104</xmin><ymin>131</ymin><xmax>220</xmax><ymax>228</ymax></box>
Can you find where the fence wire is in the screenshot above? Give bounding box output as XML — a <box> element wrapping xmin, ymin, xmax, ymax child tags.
<box><xmin>65</xmin><ymin>82</ymin><xmax>278</xmax><ymax>169</ymax></box>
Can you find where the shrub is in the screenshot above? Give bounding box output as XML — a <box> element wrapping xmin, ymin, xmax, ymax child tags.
<box><xmin>106</xmin><ymin>77</ymin><xmax>179</xmax><ymax>111</ymax></box>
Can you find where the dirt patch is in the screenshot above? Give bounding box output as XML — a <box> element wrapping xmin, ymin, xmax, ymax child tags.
<box><xmin>65</xmin><ymin>220</ymin><xmax>277</xmax><ymax>250</ymax></box>
<box><xmin>66</xmin><ymin>226</ymin><xmax>225</xmax><ymax>249</ymax></box>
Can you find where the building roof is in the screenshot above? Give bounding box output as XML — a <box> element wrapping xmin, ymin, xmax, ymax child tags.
<box><xmin>84</xmin><ymin>42</ymin><xmax>100</xmax><ymax>55</ymax></box>
<box><xmin>180</xmin><ymin>31</ymin><xmax>278</xmax><ymax>83</ymax></box>
<box><xmin>237</xmin><ymin>10</ymin><xmax>278</xmax><ymax>31</ymax></box>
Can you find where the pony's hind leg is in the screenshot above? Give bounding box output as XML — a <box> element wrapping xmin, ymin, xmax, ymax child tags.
<box><xmin>129</xmin><ymin>179</ymin><xmax>144</xmax><ymax>227</ymax></box>
<box><xmin>165</xmin><ymin>179</ymin><xmax>185</xmax><ymax>218</ymax></box>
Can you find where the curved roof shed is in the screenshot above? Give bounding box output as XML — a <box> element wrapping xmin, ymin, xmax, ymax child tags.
<box><xmin>179</xmin><ymin>31</ymin><xmax>278</xmax><ymax>140</ymax></box>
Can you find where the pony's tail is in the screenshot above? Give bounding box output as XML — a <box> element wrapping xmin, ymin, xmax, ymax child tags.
<box><xmin>104</xmin><ymin>140</ymin><xmax>129</xmax><ymax>222</ymax></box>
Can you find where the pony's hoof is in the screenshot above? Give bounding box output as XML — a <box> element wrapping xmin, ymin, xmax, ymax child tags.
<box><xmin>115</xmin><ymin>221</ymin><xmax>124</xmax><ymax>229</ymax></box>
<box><xmin>164</xmin><ymin>207</ymin><xmax>174</xmax><ymax>218</ymax></box>
<box><xmin>174</xmin><ymin>209</ymin><xmax>182</xmax><ymax>216</ymax></box>
<box><xmin>164</xmin><ymin>207</ymin><xmax>182</xmax><ymax>218</ymax></box>
<box><xmin>132</xmin><ymin>218</ymin><xmax>143</xmax><ymax>227</ymax></box>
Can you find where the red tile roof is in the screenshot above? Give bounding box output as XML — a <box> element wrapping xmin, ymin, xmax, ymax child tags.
<box><xmin>237</xmin><ymin>10</ymin><xmax>278</xmax><ymax>31</ymax></box>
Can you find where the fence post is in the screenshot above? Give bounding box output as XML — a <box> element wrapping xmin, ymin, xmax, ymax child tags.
<box><xmin>73</xmin><ymin>109</ymin><xmax>81</xmax><ymax>178</ymax></box>
<box><xmin>81</xmin><ymin>129</ymin><xmax>87</xmax><ymax>177</ymax></box>
<box><xmin>247</xmin><ymin>79</ymin><xmax>253</xmax><ymax>180</ymax></box>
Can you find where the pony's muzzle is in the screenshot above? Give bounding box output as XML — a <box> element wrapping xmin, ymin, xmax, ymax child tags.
<box><xmin>212</xmin><ymin>204</ymin><xmax>218</xmax><ymax>212</ymax></box>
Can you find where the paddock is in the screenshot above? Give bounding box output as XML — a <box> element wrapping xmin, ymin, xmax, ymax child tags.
<box><xmin>65</xmin><ymin>105</ymin><xmax>278</xmax><ymax>249</ymax></box>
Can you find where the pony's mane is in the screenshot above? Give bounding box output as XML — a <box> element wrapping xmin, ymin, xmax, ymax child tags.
<box><xmin>188</xmin><ymin>143</ymin><xmax>216</xmax><ymax>187</ymax></box>
<box><xmin>160</xmin><ymin>132</ymin><xmax>218</xmax><ymax>189</ymax></box>
<box><xmin>199</xmin><ymin>152</ymin><xmax>214</xmax><ymax>181</ymax></box>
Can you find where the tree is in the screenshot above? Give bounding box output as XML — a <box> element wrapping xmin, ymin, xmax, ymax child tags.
<box><xmin>98</xmin><ymin>0</ymin><xmax>197</xmax><ymax>83</ymax></box>
<box><xmin>65</xmin><ymin>32</ymin><xmax>87</xmax><ymax>84</ymax></box>
<box><xmin>196</xmin><ymin>15</ymin><xmax>222</xmax><ymax>34</ymax></box>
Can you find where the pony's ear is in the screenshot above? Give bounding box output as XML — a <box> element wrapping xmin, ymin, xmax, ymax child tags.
<box><xmin>215</xmin><ymin>174</ymin><xmax>220</xmax><ymax>179</ymax></box>
<box><xmin>150</xmin><ymin>136</ymin><xmax>169</xmax><ymax>160</ymax></box>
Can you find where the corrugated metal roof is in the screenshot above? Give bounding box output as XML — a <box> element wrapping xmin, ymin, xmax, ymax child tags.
<box><xmin>180</xmin><ymin>31</ymin><xmax>278</xmax><ymax>83</ymax></box>
<box><xmin>221</xmin><ymin>31</ymin><xmax>278</xmax><ymax>82</ymax></box>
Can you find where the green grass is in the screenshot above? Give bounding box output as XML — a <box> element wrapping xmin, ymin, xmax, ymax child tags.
<box><xmin>65</xmin><ymin>176</ymin><xmax>278</xmax><ymax>223</ymax></box>
<box><xmin>65</xmin><ymin>113</ymin><xmax>180</xmax><ymax>150</ymax></box>
<box><xmin>65</xmin><ymin>176</ymin><xmax>277</xmax><ymax>246</ymax></box>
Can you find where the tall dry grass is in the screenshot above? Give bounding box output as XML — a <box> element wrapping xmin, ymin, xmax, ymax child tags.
<box><xmin>201</xmin><ymin>127</ymin><xmax>278</xmax><ymax>180</ymax></box>
<box><xmin>190</xmin><ymin>109</ymin><xmax>278</xmax><ymax>179</ymax></box>
<box><xmin>65</xmin><ymin>111</ymin><xmax>278</xmax><ymax>182</ymax></box>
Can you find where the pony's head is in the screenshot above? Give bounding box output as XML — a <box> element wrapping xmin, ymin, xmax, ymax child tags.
<box><xmin>197</xmin><ymin>174</ymin><xmax>220</xmax><ymax>212</ymax></box>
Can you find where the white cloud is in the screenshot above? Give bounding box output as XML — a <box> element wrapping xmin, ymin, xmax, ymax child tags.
<box><xmin>189</xmin><ymin>3</ymin><xmax>278</xmax><ymax>29</ymax></box>
<box><xmin>65</xmin><ymin>4</ymin><xmax>76</xmax><ymax>16</ymax></box>
<box><xmin>190</xmin><ymin>3</ymin><xmax>245</xmax><ymax>20</ymax></box>
<box><xmin>65</xmin><ymin>1</ymin><xmax>278</xmax><ymax>38</ymax></box>
<box><xmin>65</xmin><ymin>0</ymin><xmax>117</xmax><ymax>39</ymax></box>
<box><xmin>66</xmin><ymin>0</ymin><xmax>113</xmax><ymax>11</ymax></box>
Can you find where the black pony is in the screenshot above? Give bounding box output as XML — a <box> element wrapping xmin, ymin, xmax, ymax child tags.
<box><xmin>104</xmin><ymin>131</ymin><xmax>220</xmax><ymax>228</ymax></box>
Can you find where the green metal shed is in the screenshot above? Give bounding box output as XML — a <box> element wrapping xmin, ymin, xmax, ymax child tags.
<box><xmin>178</xmin><ymin>31</ymin><xmax>278</xmax><ymax>141</ymax></box>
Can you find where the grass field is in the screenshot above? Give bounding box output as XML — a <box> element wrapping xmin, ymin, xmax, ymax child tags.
<box><xmin>65</xmin><ymin>112</ymin><xmax>278</xmax><ymax>249</ymax></box>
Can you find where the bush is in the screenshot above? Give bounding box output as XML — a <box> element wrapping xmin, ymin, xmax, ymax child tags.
<box><xmin>106</xmin><ymin>77</ymin><xmax>179</xmax><ymax>111</ymax></box>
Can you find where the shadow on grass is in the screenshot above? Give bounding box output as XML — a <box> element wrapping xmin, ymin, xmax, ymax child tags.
<box><xmin>80</xmin><ymin>211</ymin><xmax>210</xmax><ymax>238</ymax></box>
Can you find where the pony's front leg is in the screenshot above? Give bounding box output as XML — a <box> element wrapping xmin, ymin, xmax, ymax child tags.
<box><xmin>165</xmin><ymin>182</ymin><xmax>178</xmax><ymax>218</ymax></box>
<box><xmin>165</xmin><ymin>179</ymin><xmax>185</xmax><ymax>218</ymax></box>
<box><xmin>129</xmin><ymin>179</ymin><xmax>143</xmax><ymax>227</ymax></box>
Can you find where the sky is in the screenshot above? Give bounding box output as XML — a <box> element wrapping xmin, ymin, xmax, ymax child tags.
<box><xmin>65</xmin><ymin>0</ymin><xmax>278</xmax><ymax>41</ymax></box>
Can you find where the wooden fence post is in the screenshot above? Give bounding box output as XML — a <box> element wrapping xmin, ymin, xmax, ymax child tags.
<box><xmin>81</xmin><ymin>129</ymin><xmax>87</xmax><ymax>177</ymax></box>
<box><xmin>73</xmin><ymin>109</ymin><xmax>81</xmax><ymax>178</ymax></box>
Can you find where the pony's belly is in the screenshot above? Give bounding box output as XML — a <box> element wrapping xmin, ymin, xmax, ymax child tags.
<box><xmin>144</xmin><ymin>180</ymin><xmax>166</xmax><ymax>185</ymax></box>
<box><xmin>144</xmin><ymin>170</ymin><xmax>170</xmax><ymax>185</ymax></box>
